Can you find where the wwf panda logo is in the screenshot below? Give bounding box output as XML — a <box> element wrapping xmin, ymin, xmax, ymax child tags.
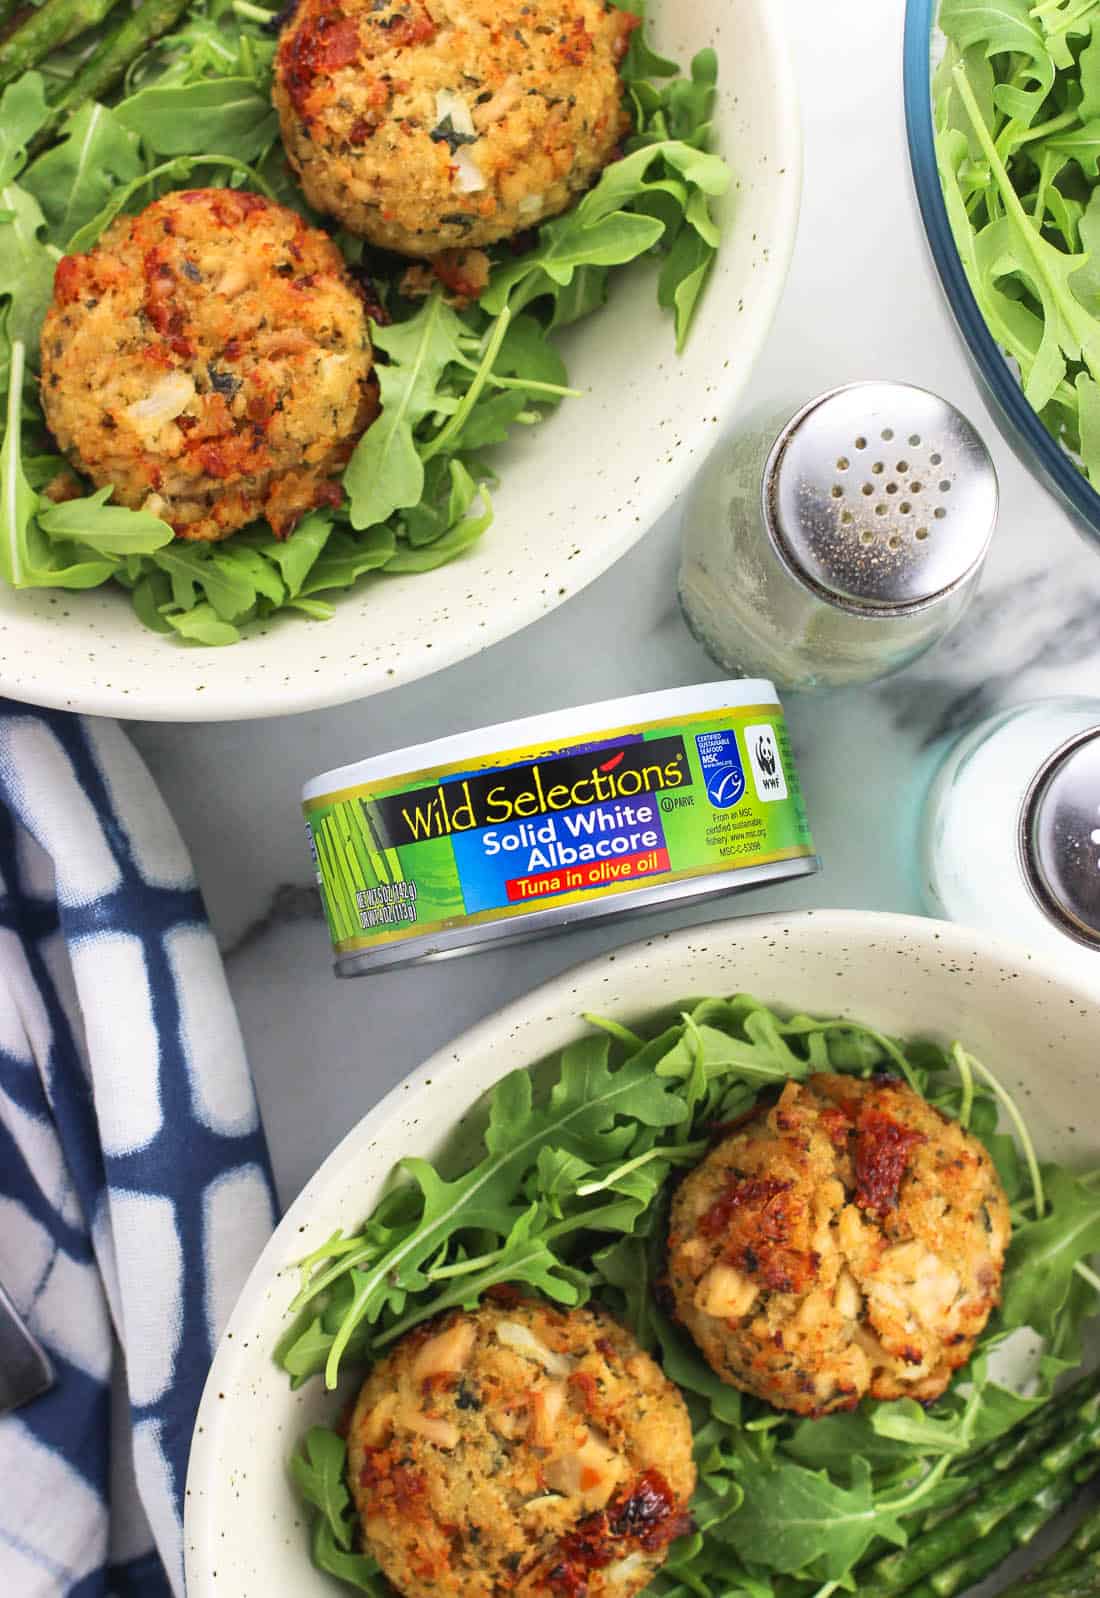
<box><xmin>754</xmin><ymin>735</ymin><xmax>777</xmax><ymax>777</ymax></box>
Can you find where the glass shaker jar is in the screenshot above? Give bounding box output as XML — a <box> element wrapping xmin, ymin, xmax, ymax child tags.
<box><xmin>678</xmin><ymin>382</ymin><xmax>999</xmax><ymax>690</ymax></box>
<box><xmin>921</xmin><ymin>698</ymin><xmax>1100</xmax><ymax>989</ymax></box>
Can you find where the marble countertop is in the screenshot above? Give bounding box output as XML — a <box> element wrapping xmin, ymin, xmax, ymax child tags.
<box><xmin>131</xmin><ymin>0</ymin><xmax>1100</xmax><ymax>1210</ymax></box>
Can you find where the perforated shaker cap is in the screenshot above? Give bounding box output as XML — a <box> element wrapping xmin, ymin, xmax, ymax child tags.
<box><xmin>763</xmin><ymin>382</ymin><xmax>998</xmax><ymax>613</ymax></box>
<box><xmin>1020</xmin><ymin>727</ymin><xmax>1100</xmax><ymax>951</ymax></box>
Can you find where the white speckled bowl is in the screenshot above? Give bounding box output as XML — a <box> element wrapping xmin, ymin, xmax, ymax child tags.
<box><xmin>185</xmin><ymin>909</ymin><xmax>1100</xmax><ymax>1597</ymax></box>
<box><xmin>1</xmin><ymin>0</ymin><xmax>800</xmax><ymax>721</ymax></box>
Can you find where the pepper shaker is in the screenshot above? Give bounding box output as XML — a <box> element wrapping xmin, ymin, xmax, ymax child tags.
<box><xmin>921</xmin><ymin>698</ymin><xmax>1100</xmax><ymax>989</ymax></box>
<box><xmin>678</xmin><ymin>382</ymin><xmax>999</xmax><ymax>691</ymax></box>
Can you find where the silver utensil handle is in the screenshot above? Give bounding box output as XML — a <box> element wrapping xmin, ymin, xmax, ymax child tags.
<box><xmin>0</xmin><ymin>1278</ymin><xmax>54</xmax><ymax>1414</ymax></box>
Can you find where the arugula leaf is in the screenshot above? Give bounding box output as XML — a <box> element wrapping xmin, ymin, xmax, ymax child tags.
<box><xmin>482</xmin><ymin>140</ymin><xmax>727</xmax><ymax>324</ymax></box>
<box><xmin>383</xmin><ymin>494</ymin><xmax>491</xmax><ymax>572</ymax></box>
<box><xmin>128</xmin><ymin>569</ymin><xmax>174</xmax><ymax>634</ymax></box>
<box><xmin>934</xmin><ymin>2</ymin><xmax>1100</xmax><ymax>491</ymax></box>
<box><xmin>629</xmin><ymin>49</ymin><xmax>720</xmax><ymax>152</ymax></box>
<box><xmin>717</xmin><ymin>1456</ymin><xmax>908</xmax><ymax>1580</ymax></box>
<box><xmin>655</xmin><ymin>1312</ymin><xmax>742</xmax><ymax>1428</ymax></box>
<box><xmin>152</xmin><ymin>543</ymin><xmax>256</xmax><ymax>621</ymax></box>
<box><xmin>0</xmin><ymin>181</ymin><xmax>55</xmax><ymax>351</ymax></box>
<box><xmin>343</xmin><ymin>294</ymin><xmax>470</xmax><ymax>529</ymax></box>
<box><xmin>1001</xmin><ymin>1166</ymin><xmax>1100</xmax><ymax>1338</ymax></box>
<box><xmin>0</xmin><ymin>338</ymin><xmax>38</xmax><ymax>591</ymax></box>
<box><xmin>237</xmin><ymin>512</ymin><xmax>334</xmax><ymax>599</ymax></box>
<box><xmin>495</xmin><ymin>312</ymin><xmax>569</xmax><ymax>390</ymax></box>
<box><xmin>311</xmin><ymin>1518</ymin><xmax>385</xmax><ymax>1595</ymax></box>
<box><xmin>295</xmin><ymin>527</ymin><xmax>395</xmax><ymax>597</ymax></box>
<box><xmin>0</xmin><ymin>75</ymin><xmax>49</xmax><ymax>189</ymax></box>
<box><xmin>291</xmin><ymin>1427</ymin><xmax>356</xmax><ymax>1550</ymax></box>
<box><xmin>939</xmin><ymin>0</ymin><xmax>1055</xmax><ymax>124</ymax></box>
<box><xmin>372</xmin><ymin>1204</ymin><xmax>585</xmax><ymax>1351</ymax></box>
<box><xmin>400</xmin><ymin>458</ymin><xmax>483</xmax><ymax>547</ymax></box>
<box><xmin>867</xmin><ymin>1353</ymin><xmax>1053</xmax><ymax>1457</ymax></box>
<box><xmin>293</xmin><ymin>1426</ymin><xmax>387</xmax><ymax>1594</ymax></box>
<box><xmin>611</xmin><ymin>0</ymin><xmax>678</xmax><ymax>80</ymax></box>
<box><xmin>162</xmin><ymin>604</ymin><xmax>241</xmax><ymax>645</ymax></box>
<box><xmin>37</xmin><ymin>486</ymin><xmax>173</xmax><ymax>554</ymax></box>
<box><xmin>22</xmin><ymin>104</ymin><xmax>142</xmax><ymax>249</ymax></box>
<box><xmin>0</xmin><ymin>337</ymin><xmax>116</xmax><ymax>590</ymax></box>
<box><xmin>784</xmin><ymin>1405</ymin><xmax>925</xmax><ymax>1477</ymax></box>
<box><xmin>296</xmin><ymin>1037</ymin><xmax>685</xmax><ymax>1386</ymax></box>
<box><xmin>117</xmin><ymin>77</ymin><xmax>278</xmax><ymax>162</ymax></box>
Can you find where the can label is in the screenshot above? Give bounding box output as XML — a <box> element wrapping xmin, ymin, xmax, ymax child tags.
<box><xmin>304</xmin><ymin>704</ymin><xmax>815</xmax><ymax>956</ymax></box>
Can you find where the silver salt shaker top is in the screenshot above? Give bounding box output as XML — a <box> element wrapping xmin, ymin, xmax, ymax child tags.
<box><xmin>766</xmin><ymin>382</ymin><xmax>998</xmax><ymax>613</ymax></box>
<box><xmin>679</xmin><ymin>381</ymin><xmax>1000</xmax><ymax>690</ymax></box>
<box><xmin>1020</xmin><ymin>726</ymin><xmax>1100</xmax><ymax>951</ymax></box>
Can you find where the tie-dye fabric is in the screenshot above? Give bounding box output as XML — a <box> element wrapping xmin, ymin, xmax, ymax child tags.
<box><xmin>0</xmin><ymin>705</ymin><xmax>277</xmax><ymax>1598</ymax></box>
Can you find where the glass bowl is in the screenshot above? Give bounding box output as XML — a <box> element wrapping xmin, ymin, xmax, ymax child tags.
<box><xmin>903</xmin><ymin>0</ymin><xmax>1100</xmax><ymax>543</ymax></box>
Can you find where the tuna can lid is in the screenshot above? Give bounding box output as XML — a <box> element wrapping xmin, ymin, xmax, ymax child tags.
<box><xmin>1020</xmin><ymin>726</ymin><xmax>1100</xmax><ymax>952</ymax></box>
<box><xmin>764</xmin><ymin>382</ymin><xmax>998</xmax><ymax>614</ymax></box>
<box><xmin>302</xmin><ymin>678</ymin><xmax>781</xmax><ymax>801</ymax></box>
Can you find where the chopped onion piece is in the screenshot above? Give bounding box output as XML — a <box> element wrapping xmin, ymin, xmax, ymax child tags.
<box><xmin>496</xmin><ymin>1320</ymin><xmax>573</xmax><ymax>1375</ymax></box>
<box><xmin>434</xmin><ymin>88</ymin><xmax>476</xmax><ymax>138</ymax></box>
<box><xmin>125</xmin><ymin>373</ymin><xmax>196</xmax><ymax>436</ymax></box>
<box><xmin>452</xmin><ymin>146</ymin><xmax>486</xmax><ymax>193</ymax></box>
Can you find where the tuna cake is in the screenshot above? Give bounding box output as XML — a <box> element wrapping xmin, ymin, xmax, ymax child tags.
<box><xmin>39</xmin><ymin>189</ymin><xmax>376</xmax><ymax>544</ymax></box>
<box><xmin>347</xmin><ymin>1297</ymin><xmax>695</xmax><ymax>1598</ymax></box>
<box><xmin>273</xmin><ymin>0</ymin><xmax>638</xmax><ymax>257</ymax></box>
<box><xmin>667</xmin><ymin>1074</ymin><xmax>1011</xmax><ymax>1417</ymax></box>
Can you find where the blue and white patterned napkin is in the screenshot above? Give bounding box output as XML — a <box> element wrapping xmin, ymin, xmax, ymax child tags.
<box><xmin>0</xmin><ymin>704</ymin><xmax>277</xmax><ymax>1598</ymax></box>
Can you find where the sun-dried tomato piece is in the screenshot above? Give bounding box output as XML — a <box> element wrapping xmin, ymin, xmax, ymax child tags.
<box><xmin>854</xmin><ymin>1109</ymin><xmax>927</xmax><ymax>1217</ymax></box>
<box><xmin>698</xmin><ymin>1176</ymin><xmax>792</xmax><ymax>1240</ymax></box>
<box><xmin>280</xmin><ymin>8</ymin><xmax>362</xmax><ymax>115</ymax></box>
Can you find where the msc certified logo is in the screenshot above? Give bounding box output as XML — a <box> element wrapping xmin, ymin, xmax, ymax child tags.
<box><xmin>745</xmin><ymin>724</ymin><xmax>788</xmax><ymax>801</ymax></box>
<box><xmin>695</xmin><ymin>727</ymin><xmax>746</xmax><ymax>810</ymax></box>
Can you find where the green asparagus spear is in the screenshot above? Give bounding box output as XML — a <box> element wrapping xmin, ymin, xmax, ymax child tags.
<box><xmin>0</xmin><ymin>0</ymin><xmax>22</xmax><ymax>41</ymax></box>
<box><xmin>916</xmin><ymin>1372</ymin><xmax>1100</xmax><ymax>1535</ymax></box>
<box><xmin>1044</xmin><ymin>1495</ymin><xmax>1100</xmax><ymax>1575</ymax></box>
<box><xmin>997</xmin><ymin>1495</ymin><xmax>1100</xmax><ymax>1593</ymax></box>
<box><xmin>41</xmin><ymin>0</ymin><xmax>190</xmax><ymax>129</ymax></box>
<box><xmin>1000</xmin><ymin>1562</ymin><xmax>1100</xmax><ymax>1598</ymax></box>
<box><xmin>772</xmin><ymin>1374</ymin><xmax>1100</xmax><ymax>1598</ymax></box>
<box><xmin>1001</xmin><ymin>1569</ymin><xmax>1100</xmax><ymax>1598</ymax></box>
<box><xmin>856</xmin><ymin>1398</ymin><xmax>1100</xmax><ymax>1596</ymax></box>
<box><xmin>902</xmin><ymin>1471</ymin><xmax>1096</xmax><ymax>1598</ymax></box>
<box><xmin>0</xmin><ymin>0</ymin><xmax>121</xmax><ymax>89</ymax></box>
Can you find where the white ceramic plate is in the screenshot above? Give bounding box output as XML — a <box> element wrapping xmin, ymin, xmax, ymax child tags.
<box><xmin>185</xmin><ymin>908</ymin><xmax>1100</xmax><ymax>1597</ymax></box>
<box><xmin>0</xmin><ymin>0</ymin><xmax>801</xmax><ymax>722</ymax></box>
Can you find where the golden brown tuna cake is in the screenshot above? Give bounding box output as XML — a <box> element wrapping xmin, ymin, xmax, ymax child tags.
<box><xmin>40</xmin><ymin>188</ymin><xmax>376</xmax><ymax>543</ymax></box>
<box><xmin>348</xmin><ymin>1296</ymin><xmax>696</xmax><ymax>1598</ymax></box>
<box><xmin>667</xmin><ymin>1073</ymin><xmax>1011</xmax><ymax>1417</ymax></box>
<box><xmin>273</xmin><ymin>0</ymin><xmax>638</xmax><ymax>257</ymax></box>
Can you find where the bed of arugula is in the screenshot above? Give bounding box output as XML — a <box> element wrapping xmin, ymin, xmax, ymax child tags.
<box><xmin>277</xmin><ymin>994</ymin><xmax>1100</xmax><ymax>1596</ymax></box>
<box><xmin>933</xmin><ymin>0</ymin><xmax>1100</xmax><ymax>496</ymax></box>
<box><xmin>0</xmin><ymin>0</ymin><xmax>730</xmax><ymax>645</ymax></box>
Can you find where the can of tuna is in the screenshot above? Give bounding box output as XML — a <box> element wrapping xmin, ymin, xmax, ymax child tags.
<box><xmin>303</xmin><ymin>681</ymin><xmax>819</xmax><ymax>975</ymax></box>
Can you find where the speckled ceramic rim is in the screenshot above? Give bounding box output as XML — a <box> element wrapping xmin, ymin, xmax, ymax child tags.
<box><xmin>184</xmin><ymin>908</ymin><xmax>1100</xmax><ymax>1597</ymax></box>
<box><xmin>0</xmin><ymin>2</ymin><xmax>803</xmax><ymax>723</ymax></box>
